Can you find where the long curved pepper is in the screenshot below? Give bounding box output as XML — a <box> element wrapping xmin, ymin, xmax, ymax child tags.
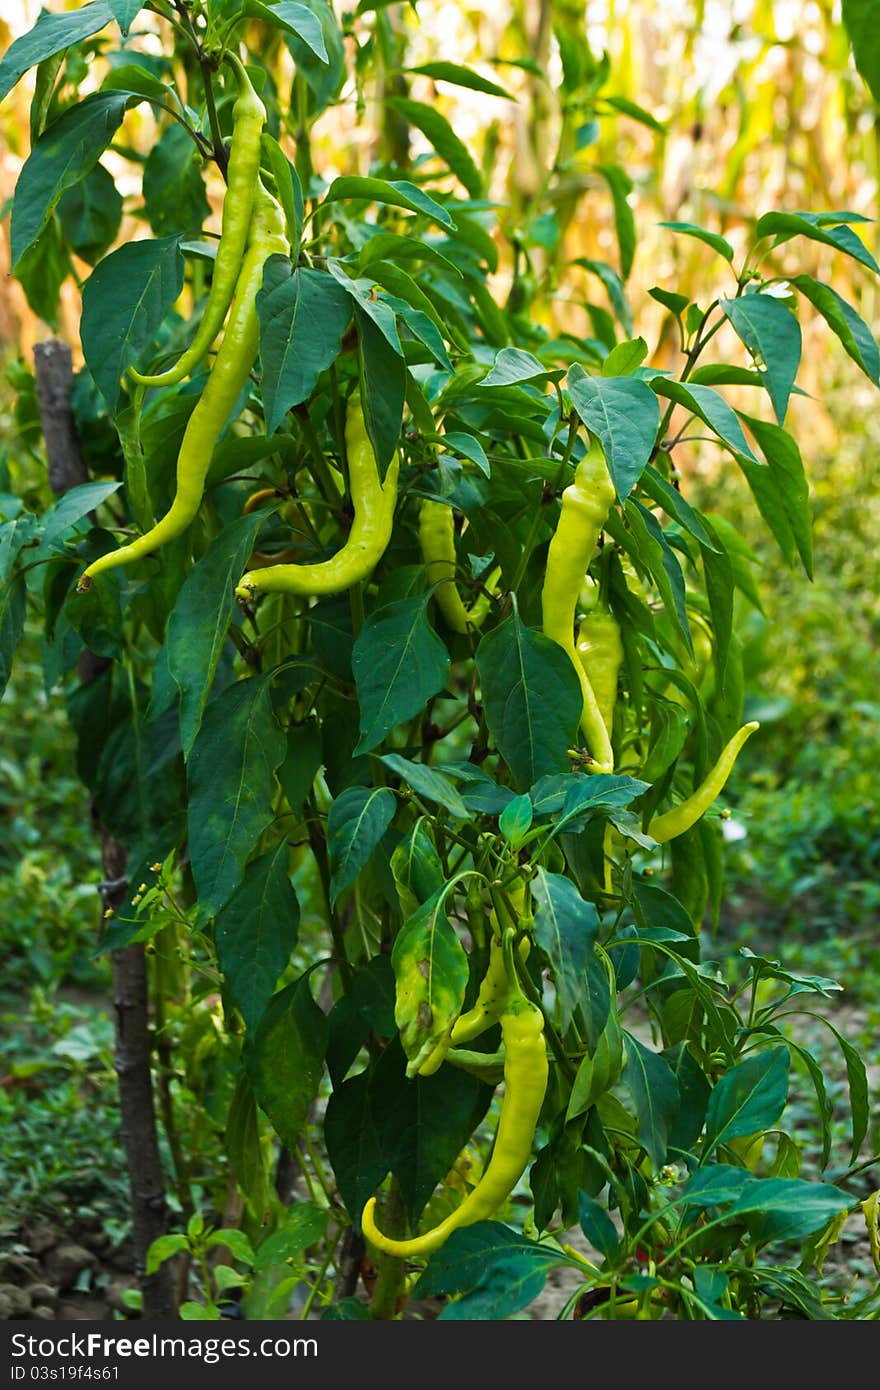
<box><xmin>418</xmin><ymin>498</ymin><xmax>498</xmax><ymax>634</ymax></box>
<box><xmin>649</xmin><ymin>721</ymin><xmax>759</xmax><ymax>844</ymax></box>
<box><xmin>362</xmin><ymin>981</ymin><xmax>548</xmax><ymax>1258</ymax></box>
<box><xmin>78</xmin><ymin>188</ymin><xmax>288</xmax><ymax>590</ymax></box>
<box><xmin>541</xmin><ymin>438</ymin><xmax>616</xmax><ymax>772</ymax></box>
<box><xmin>234</xmin><ymin>391</ymin><xmax>398</xmax><ymax>600</ymax></box>
<box><xmin>129</xmin><ymin>53</ymin><xmax>267</xmax><ymax>389</ymax></box>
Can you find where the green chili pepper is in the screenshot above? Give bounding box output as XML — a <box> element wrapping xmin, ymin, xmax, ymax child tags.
<box><xmin>541</xmin><ymin>438</ymin><xmax>616</xmax><ymax>772</ymax></box>
<box><xmin>576</xmin><ymin>603</ymin><xmax>624</xmax><ymax>747</ymax></box>
<box><xmin>130</xmin><ymin>53</ymin><xmax>267</xmax><ymax>389</ymax></box>
<box><xmin>649</xmin><ymin>721</ymin><xmax>759</xmax><ymax>843</ymax></box>
<box><xmin>234</xmin><ymin>391</ymin><xmax>398</xmax><ymax>600</ymax></box>
<box><xmin>78</xmin><ymin>187</ymin><xmax>287</xmax><ymax>589</ymax></box>
<box><xmin>418</xmin><ymin>498</ymin><xmax>498</xmax><ymax>633</ymax></box>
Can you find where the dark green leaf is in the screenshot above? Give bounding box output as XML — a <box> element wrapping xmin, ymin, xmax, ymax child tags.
<box><xmin>622</xmin><ymin>1033</ymin><xmax>680</xmax><ymax>1169</ymax></box>
<box><xmin>257</xmin><ymin>257</ymin><xmax>352</xmax><ymax>434</ymax></box>
<box><xmin>321</xmin><ymin>176</ymin><xmax>455</xmax><ymax>229</ymax></box>
<box><xmin>57</xmin><ymin>162</ymin><xmax>122</xmax><ymax>265</ymax></box>
<box><xmin>142</xmin><ymin>123</ymin><xmax>210</xmax><ymax>238</ymax></box>
<box><xmin>791</xmin><ymin>274</ymin><xmax>880</xmax><ymax>384</ymax></box>
<box><xmin>721</xmin><ymin>295</ymin><xmax>801</xmax><ymax>424</ymax></box>
<box><xmin>416</xmin><ymin>1222</ymin><xmax>562</xmax><ymax>1320</ymax></box>
<box><xmin>578</xmin><ymin>1191</ymin><xmax>620</xmax><ymax>1259</ymax></box>
<box><xmin>254</xmin><ymin>1</ymin><xmax>329</xmax><ymax>60</ymax></box>
<box><xmin>659</xmin><ymin>221</ymin><xmax>734</xmax><ymax>262</ymax></box>
<box><xmin>648</xmin><ymin>377</ymin><xmax>759</xmax><ymax>461</ymax></box>
<box><xmin>248</xmin><ymin>974</ymin><xmax>327</xmax><ymax>1149</ymax></box>
<box><xmin>11</xmin><ymin>91</ymin><xmax>132</xmax><ymax>269</ymax></box>
<box><xmin>356</xmin><ymin>306</ymin><xmax>406</xmax><ymax>476</ymax></box>
<box><xmin>215</xmin><ymin>840</ymin><xmax>299</xmax><ymax>1032</ymax></box>
<box><xmin>386</xmin><ymin>97</ymin><xmax>482</xmax><ymax>197</ymax></box>
<box><xmin>406</xmin><ymin>61</ymin><xmax>515</xmax><ymax>100</ymax></box>
<box><xmin>567</xmin><ymin>365</ymin><xmax>659</xmax><ymax>498</ymax></box>
<box><xmin>703</xmin><ymin>1047</ymin><xmax>790</xmax><ymax>1156</ymax></box>
<box><xmin>0</xmin><ymin>572</ymin><xmax>26</xmax><ymax>698</ymax></box>
<box><xmin>476</xmin><ymin>608</ymin><xmax>582</xmax><ymax>791</ymax></box>
<box><xmin>0</xmin><ymin>1</ymin><xmax>113</xmax><ymax>104</ymax></box>
<box><xmin>167</xmin><ymin>512</ymin><xmax>264</xmax><ymax>759</ymax></box>
<box><xmin>187</xmin><ymin>676</ymin><xmax>286</xmax><ymax>915</ymax></box>
<box><xmin>352</xmin><ymin>596</ymin><xmax>450</xmax><ymax>754</ymax></box>
<box><xmin>531</xmin><ymin>869</ymin><xmax>599</xmax><ymax>1030</ymax></box>
<box><xmin>736</xmin><ymin>415</ymin><xmax>813</xmax><ymax>577</ymax></box>
<box><xmin>480</xmin><ymin>346</ymin><xmax>556</xmax><ymax>388</ymax></box>
<box><xmin>81</xmin><ymin>235</ymin><xmax>184</xmax><ymax>414</ymax></box>
<box><xmin>326</xmin><ymin>785</ymin><xmax>396</xmax><ymax>905</ymax></box>
<box><xmin>754</xmin><ymin>209</ymin><xmax>880</xmax><ymax>275</ymax></box>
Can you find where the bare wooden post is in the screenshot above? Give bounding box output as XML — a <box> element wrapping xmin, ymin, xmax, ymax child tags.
<box><xmin>33</xmin><ymin>339</ymin><xmax>175</xmax><ymax>1320</ymax></box>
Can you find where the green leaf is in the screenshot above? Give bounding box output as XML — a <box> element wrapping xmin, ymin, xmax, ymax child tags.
<box><xmin>406</xmin><ymin>61</ymin><xmax>515</xmax><ymax>101</ymax></box>
<box><xmin>578</xmin><ymin>1191</ymin><xmax>620</xmax><ymax>1259</ymax></box>
<box><xmin>392</xmin><ymin>892</ymin><xmax>469</xmax><ymax>1073</ymax></box>
<box><xmin>0</xmin><ymin>572</ymin><xmax>26</xmax><ymax>699</ymax></box>
<box><xmin>167</xmin><ymin>512</ymin><xmax>264</xmax><ymax>759</ymax></box>
<box><xmin>736</xmin><ymin>415</ymin><xmax>813</xmax><ymax>577</ymax></box>
<box><xmin>386</xmin><ymin>97</ymin><xmax>482</xmax><ymax>198</ymax></box>
<box><xmin>390</xmin><ymin>820</ymin><xmax>444</xmax><ymax>922</ymax></box>
<box><xmin>0</xmin><ymin>1</ymin><xmax>113</xmax><ymax>104</ymax></box>
<box><xmin>380</xmin><ymin>753</ymin><xmax>468</xmax><ymax>819</ymax></box>
<box><xmin>499</xmin><ymin>793</ymin><xmax>533</xmax><ymax>847</ymax></box>
<box><xmin>324</xmin><ymin>1070</ymin><xmax>388</xmax><ymax>1227</ymax></box>
<box><xmin>721</xmin><ymin>294</ymin><xmax>801</xmax><ymax>425</ymax></box>
<box><xmin>261</xmin><ymin>133</ymin><xmax>304</xmax><ymax>258</ymax></box>
<box><xmin>621</xmin><ymin>1034</ymin><xmax>680</xmax><ymax>1170</ymax></box>
<box><xmin>596</xmin><ymin>164</ymin><xmax>635</xmax><ymax>278</ymax></box>
<box><xmin>572</xmin><ymin>258</ymin><xmax>632</xmax><ymax>334</ymax></box>
<box><xmin>107</xmin><ymin>2</ymin><xmax>143</xmax><ymax>34</ymax></box>
<box><xmin>623</xmin><ymin>499</ymin><xmax>691</xmax><ymax>652</ymax></box>
<box><xmin>11</xmin><ymin>91</ymin><xmax>132</xmax><ymax>270</ymax></box>
<box><xmin>81</xmin><ymin>235</ymin><xmax>184</xmax><ymax>415</ymax></box>
<box><xmin>257</xmin><ymin>257</ymin><xmax>352</xmax><ymax>434</ymax></box>
<box><xmin>326</xmin><ymin>785</ymin><xmax>396</xmax><ymax>905</ymax></box>
<box><xmin>659</xmin><ymin>221</ymin><xmax>734</xmax><ymax>262</ymax></box>
<box><xmin>32</xmin><ymin>480</ymin><xmax>121</xmax><ymax>560</ymax></box>
<box><xmin>187</xmin><ymin>676</ymin><xmax>286</xmax><ymax>915</ymax></box>
<box><xmin>321</xmin><ymin>176</ymin><xmax>455</xmax><ymax>229</ymax></box>
<box><xmin>703</xmin><ymin>1047</ymin><xmax>790</xmax><ymax>1157</ymax></box>
<box><xmin>416</xmin><ymin>1222</ymin><xmax>563</xmax><ymax>1320</ymax></box>
<box><xmin>530</xmin><ymin>869</ymin><xmax>600</xmax><ymax>1030</ymax></box>
<box><xmin>479</xmin><ymin>346</ymin><xmax>555</xmax><ymax>388</ymax></box>
<box><xmin>225</xmin><ymin>1072</ymin><xmax>269</xmax><ymax>1218</ymax></box>
<box><xmin>601</xmin><ymin>336</ymin><xmax>648</xmax><ymax>376</ymax></box>
<box><xmin>567</xmin><ymin>365</ymin><xmax>659</xmax><ymax>499</ymax></box>
<box><xmin>277</xmin><ymin>720</ymin><xmax>323</xmax><ymax>813</ymax></box>
<box><xmin>254</xmin><ymin>1204</ymin><xmax>328</xmax><ymax>1271</ymax></box>
<box><xmin>476</xmin><ymin>608</ymin><xmax>582</xmax><ymax>791</ymax></box>
<box><xmin>638</xmin><ymin>467</ymin><xmax>721</xmax><ymax>550</ymax></box>
<box><xmin>843</xmin><ymin>0</ymin><xmax>880</xmax><ymax>100</ymax></box>
<box><xmin>648</xmin><ymin>377</ymin><xmax>759</xmax><ymax>462</ymax></box>
<box><xmin>352</xmin><ymin>596</ymin><xmax>450</xmax><ymax>754</ymax></box>
<box><xmin>248</xmin><ymin>974</ymin><xmax>328</xmax><ymax>1150</ymax></box>
<box><xmin>601</xmin><ymin>94</ymin><xmax>666</xmax><ymax>132</ymax></box>
<box><xmin>145</xmin><ymin>1233</ymin><xmax>189</xmax><ymax>1275</ymax></box>
<box><xmin>142</xmin><ymin>123</ymin><xmax>210</xmax><ymax>238</ymax></box>
<box><xmin>253</xmin><ymin>1</ymin><xmax>329</xmax><ymax>61</ymax></box>
<box><xmin>791</xmin><ymin>274</ymin><xmax>880</xmax><ymax>384</ymax></box>
<box><xmin>215</xmin><ymin>841</ymin><xmax>300</xmax><ymax>1032</ymax></box>
<box><xmin>13</xmin><ymin>215</ymin><xmax>71</xmax><ymax>328</ymax></box>
<box><xmin>57</xmin><ymin>162</ymin><xmax>122</xmax><ymax>265</ymax></box>
<box><xmin>754</xmin><ymin>209</ymin><xmax>880</xmax><ymax>275</ymax></box>
<box><xmin>356</xmin><ymin>306</ymin><xmax>406</xmax><ymax>476</ymax></box>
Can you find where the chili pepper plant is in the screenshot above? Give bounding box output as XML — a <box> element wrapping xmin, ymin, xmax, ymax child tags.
<box><xmin>0</xmin><ymin>0</ymin><xmax>877</xmax><ymax>1322</ymax></box>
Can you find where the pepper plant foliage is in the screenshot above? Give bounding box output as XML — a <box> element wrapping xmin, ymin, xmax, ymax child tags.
<box><xmin>1</xmin><ymin>1</ymin><xmax>877</xmax><ymax>1321</ymax></box>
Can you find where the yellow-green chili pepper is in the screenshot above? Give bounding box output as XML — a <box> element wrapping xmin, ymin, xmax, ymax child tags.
<box><xmin>234</xmin><ymin>391</ymin><xmax>398</xmax><ymax>600</ymax></box>
<box><xmin>649</xmin><ymin>721</ymin><xmax>759</xmax><ymax>844</ymax></box>
<box><xmin>78</xmin><ymin>188</ymin><xmax>287</xmax><ymax>589</ymax></box>
<box><xmin>362</xmin><ymin>952</ymin><xmax>548</xmax><ymax>1258</ymax></box>
<box><xmin>576</xmin><ymin>603</ymin><xmax>623</xmax><ymax>747</ymax></box>
<box><xmin>418</xmin><ymin>498</ymin><xmax>498</xmax><ymax>633</ymax></box>
<box><xmin>541</xmin><ymin>438</ymin><xmax>616</xmax><ymax>772</ymax></box>
<box><xmin>130</xmin><ymin>53</ymin><xmax>267</xmax><ymax>389</ymax></box>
